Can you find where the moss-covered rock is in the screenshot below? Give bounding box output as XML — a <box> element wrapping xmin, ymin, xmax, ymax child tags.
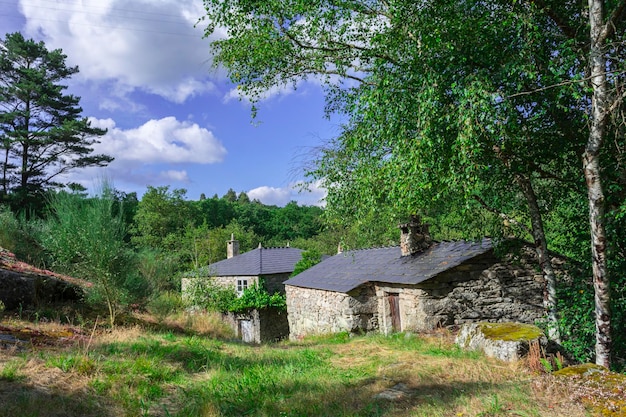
<box><xmin>554</xmin><ymin>364</ymin><xmax>625</xmax><ymax>416</ymax></box>
<box><xmin>455</xmin><ymin>321</ymin><xmax>547</xmax><ymax>362</ymax></box>
<box><xmin>478</xmin><ymin>322</ymin><xmax>544</xmax><ymax>342</ymax></box>
<box><xmin>553</xmin><ymin>363</ymin><xmax>607</xmax><ymax>377</ymax></box>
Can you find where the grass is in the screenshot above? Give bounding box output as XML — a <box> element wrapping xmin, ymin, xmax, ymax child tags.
<box><xmin>0</xmin><ymin>313</ymin><xmax>592</xmax><ymax>417</ymax></box>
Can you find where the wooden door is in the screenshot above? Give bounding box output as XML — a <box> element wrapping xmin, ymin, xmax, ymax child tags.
<box><xmin>387</xmin><ymin>293</ymin><xmax>401</xmax><ymax>332</ymax></box>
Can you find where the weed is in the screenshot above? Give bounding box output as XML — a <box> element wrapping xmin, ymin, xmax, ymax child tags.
<box><xmin>0</xmin><ymin>359</ymin><xmax>25</xmax><ymax>382</ymax></box>
<box><xmin>540</xmin><ymin>358</ymin><xmax>553</xmax><ymax>373</ymax></box>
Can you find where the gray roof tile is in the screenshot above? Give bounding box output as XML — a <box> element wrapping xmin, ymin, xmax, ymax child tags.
<box><xmin>206</xmin><ymin>247</ymin><xmax>304</xmax><ymax>276</ymax></box>
<box><xmin>283</xmin><ymin>238</ymin><xmax>492</xmax><ymax>292</ymax></box>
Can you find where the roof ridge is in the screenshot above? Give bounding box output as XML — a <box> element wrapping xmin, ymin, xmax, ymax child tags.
<box><xmin>256</xmin><ymin>246</ymin><xmax>300</xmax><ymax>250</ymax></box>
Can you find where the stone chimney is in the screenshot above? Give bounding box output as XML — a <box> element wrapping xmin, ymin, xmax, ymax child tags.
<box><xmin>227</xmin><ymin>234</ymin><xmax>239</xmax><ymax>259</ymax></box>
<box><xmin>398</xmin><ymin>215</ymin><xmax>432</xmax><ymax>256</ymax></box>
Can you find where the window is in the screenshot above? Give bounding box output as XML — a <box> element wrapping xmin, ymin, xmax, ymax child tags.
<box><xmin>237</xmin><ymin>279</ymin><xmax>248</xmax><ymax>295</ymax></box>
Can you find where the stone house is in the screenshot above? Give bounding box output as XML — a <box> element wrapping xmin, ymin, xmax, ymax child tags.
<box><xmin>182</xmin><ymin>236</ymin><xmax>303</xmax><ymax>343</ymax></box>
<box><xmin>284</xmin><ymin>216</ymin><xmax>553</xmax><ymax>340</ymax></box>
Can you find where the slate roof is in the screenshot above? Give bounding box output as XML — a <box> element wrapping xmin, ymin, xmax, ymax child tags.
<box><xmin>283</xmin><ymin>238</ymin><xmax>493</xmax><ymax>293</ymax></box>
<box><xmin>201</xmin><ymin>247</ymin><xmax>304</xmax><ymax>276</ymax></box>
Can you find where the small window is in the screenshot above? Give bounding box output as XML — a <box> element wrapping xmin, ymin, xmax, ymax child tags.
<box><xmin>237</xmin><ymin>279</ymin><xmax>248</xmax><ymax>295</ymax></box>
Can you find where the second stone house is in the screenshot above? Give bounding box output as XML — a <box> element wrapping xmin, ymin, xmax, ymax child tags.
<box><xmin>284</xmin><ymin>216</ymin><xmax>561</xmax><ymax>340</ymax></box>
<box><xmin>182</xmin><ymin>235</ymin><xmax>304</xmax><ymax>343</ymax></box>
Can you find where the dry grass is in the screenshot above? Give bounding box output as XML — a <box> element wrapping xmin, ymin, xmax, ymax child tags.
<box><xmin>0</xmin><ymin>317</ymin><xmax>610</xmax><ymax>417</ymax></box>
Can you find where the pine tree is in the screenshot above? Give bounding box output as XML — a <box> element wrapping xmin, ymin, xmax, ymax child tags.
<box><xmin>0</xmin><ymin>32</ymin><xmax>112</xmax><ymax>211</ymax></box>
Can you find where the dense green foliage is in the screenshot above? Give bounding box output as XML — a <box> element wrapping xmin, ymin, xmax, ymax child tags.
<box><xmin>291</xmin><ymin>248</ymin><xmax>323</xmax><ymax>277</ymax></box>
<box><xmin>36</xmin><ymin>183</ymin><xmax>140</xmax><ymax>326</ymax></box>
<box><xmin>229</xmin><ymin>283</ymin><xmax>286</xmax><ymax>312</ymax></box>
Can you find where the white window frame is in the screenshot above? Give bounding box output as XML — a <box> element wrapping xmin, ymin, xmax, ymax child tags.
<box><xmin>236</xmin><ymin>279</ymin><xmax>248</xmax><ymax>296</ymax></box>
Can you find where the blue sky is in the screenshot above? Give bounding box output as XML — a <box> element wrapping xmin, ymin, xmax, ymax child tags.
<box><xmin>1</xmin><ymin>0</ymin><xmax>341</xmax><ymax>206</ymax></box>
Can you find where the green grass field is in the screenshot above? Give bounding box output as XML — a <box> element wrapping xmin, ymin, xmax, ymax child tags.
<box><xmin>0</xmin><ymin>313</ymin><xmax>594</xmax><ymax>417</ymax></box>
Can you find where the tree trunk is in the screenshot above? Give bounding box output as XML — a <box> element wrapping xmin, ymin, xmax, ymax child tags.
<box><xmin>1</xmin><ymin>145</ymin><xmax>9</xmax><ymax>197</ymax></box>
<box><xmin>515</xmin><ymin>174</ymin><xmax>560</xmax><ymax>341</ymax></box>
<box><xmin>587</xmin><ymin>0</ymin><xmax>611</xmax><ymax>369</ymax></box>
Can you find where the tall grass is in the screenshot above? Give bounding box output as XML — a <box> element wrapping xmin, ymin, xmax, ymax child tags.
<box><xmin>0</xmin><ymin>321</ymin><xmax>588</xmax><ymax>417</ymax></box>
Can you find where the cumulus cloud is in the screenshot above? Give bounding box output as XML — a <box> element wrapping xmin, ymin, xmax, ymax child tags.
<box><xmin>63</xmin><ymin>117</ymin><xmax>226</xmax><ymax>189</ymax></box>
<box><xmin>90</xmin><ymin>116</ymin><xmax>226</xmax><ymax>164</ymax></box>
<box><xmin>19</xmin><ymin>0</ymin><xmax>221</xmax><ymax>103</ymax></box>
<box><xmin>248</xmin><ymin>186</ymin><xmax>292</xmax><ymax>206</ymax></box>
<box><xmin>248</xmin><ymin>181</ymin><xmax>326</xmax><ymax>207</ymax></box>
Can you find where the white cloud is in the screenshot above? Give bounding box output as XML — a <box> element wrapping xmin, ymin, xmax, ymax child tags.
<box><xmin>89</xmin><ymin>116</ymin><xmax>227</xmax><ymax>165</ymax></box>
<box><xmin>248</xmin><ymin>186</ymin><xmax>292</xmax><ymax>206</ymax></box>
<box><xmin>247</xmin><ymin>181</ymin><xmax>326</xmax><ymax>207</ymax></box>
<box><xmin>61</xmin><ymin>117</ymin><xmax>226</xmax><ymax>190</ymax></box>
<box><xmin>224</xmin><ymin>83</ymin><xmax>298</xmax><ymax>104</ymax></box>
<box><xmin>19</xmin><ymin>0</ymin><xmax>221</xmax><ymax>103</ymax></box>
<box><xmin>159</xmin><ymin>170</ymin><xmax>190</xmax><ymax>182</ymax></box>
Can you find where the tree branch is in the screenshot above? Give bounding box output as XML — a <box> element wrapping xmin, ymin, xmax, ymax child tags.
<box><xmin>473</xmin><ymin>194</ymin><xmax>531</xmax><ymax>235</ymax></box>
<box><xmin>529</xmin><ymin>0</ymin><xmax>579</xmax><ymax>40</ymax></box>
<box><xmin>599</xmin><ymin>0</ymin><xmax>626</xmax><ymax>45</ymax></box>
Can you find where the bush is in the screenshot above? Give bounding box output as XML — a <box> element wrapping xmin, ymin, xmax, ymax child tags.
<box><xmin>147</xmin><ymin>291</ymin><xmax>184</xmax><ymax>322</ymax></box>
<box><xmin>228</xmin><ymin>284</ymin><xmax>286</xmax><ymax>312</ymax></box>
<box><xmin>136</xmin><ymin>249</ymin><xmax>181</xmax><ymax>294</ymax></box>
<box><xmin>183</xmin><ymin>278</ymin><xmax>285</xmax><ymax>313</ymax></box>
<box><xmin>184</xmin><ymin>277</ymin><xmax>237</xmax><ymax>312</ymax></box>
<box><xmin>36</xmin><ymin>183</ymin><xmax>140</xmax><ymax>327</ymax></box>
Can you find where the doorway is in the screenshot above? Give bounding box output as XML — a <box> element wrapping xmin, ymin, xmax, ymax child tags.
<box><xmin>387</xmin><ymin>293</ymin><xmax>401</xmax><ymax>332</ymax></box>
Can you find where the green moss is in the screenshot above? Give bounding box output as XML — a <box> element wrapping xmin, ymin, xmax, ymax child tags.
<box><xmin>477</xmin><ymin>322</ymin><xmax>544</xmax><ymax>342</ymax></box>
<box><xmin>554</xmin><ymin>364</ymin><xmax>626</xmax><ymax>416</ymax></box>
<box><xmin>553</xmin><ymin>363</ymin><xmax>607</xmax><ymax>377</ymax></box>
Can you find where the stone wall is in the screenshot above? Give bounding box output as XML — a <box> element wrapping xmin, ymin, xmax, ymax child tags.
<box><xmin>262</xmin><ymin>273</ymin><xmax>291</xmax><ymax>294</ymax></box>
<box><xmin>288</xmin><ymin>249</ymin><xmax>554</xmax><ymax>338</ymax></box>
<box><xmin>286</xmin><ymin>285</ymin><xmax>378</xmax><ymax>339</ymax></box>
<box><xmin>222</xmin><ymin>307</ymin><xmax>289</xmax><ymax>343</ymax></box>
<box><xmin>375</xmin><ymin>252</ymin><xmax>545</xmax><ymax>334</ymax></box>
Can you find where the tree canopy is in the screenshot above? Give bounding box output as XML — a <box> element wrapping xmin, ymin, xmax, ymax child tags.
<box><xmin>201</xmin><ymin>0</ymin><xmax>626</xmax><ymax>367</ymax></box>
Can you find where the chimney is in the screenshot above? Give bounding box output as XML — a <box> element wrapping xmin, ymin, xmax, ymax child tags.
<box><xmin>399</xmin><ymin>215</ymin><xmax>432</xmax><ymax>256</ymax></box>
<box><xmin>227</xmin><ymin>234</ymin><xmax>239</xmax><ymax>259</ymax></box>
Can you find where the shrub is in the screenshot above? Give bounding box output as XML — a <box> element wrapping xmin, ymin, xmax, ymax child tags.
<box><xmin>183</xmin><ymin>278</ymin><xmax>285</xmax><ymax>313</ymax></box>
<box><xmin>228</xmin><ymin>284</ymin><xmax>286</xmax><ymax>312</ymax></box>
<box><xmin>147</xmin><ymin>291</ymin><xmax>184</xmax><ymax>322</ymax></box>
<box><xmin>36</xmin><ymin>182</ymin><xmax>140</xmax><ymax>327</ymax></box>
<box><xmin>184</xmin><ymin>277</ymin><xmax>237</xmax><ymax>313</ymax></box>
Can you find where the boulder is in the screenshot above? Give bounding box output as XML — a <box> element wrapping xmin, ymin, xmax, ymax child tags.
<box><xmin>0</xmin><ymin>247</ymin><xmax>87</xmax><ymax>310</ymax></box>
<box><xmin>0</xmin><ymin>268</ymin><xmax>83</xmax><ymax>309</ymax></box>
<box><xmin>455</xmin><ymin>321</ymin><xmax>547</xmax><ymax>362</ymax></box>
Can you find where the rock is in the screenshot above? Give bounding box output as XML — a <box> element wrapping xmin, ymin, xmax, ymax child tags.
<box><xmin>455</xmin><ymin>322</ymin><xmax>547</xmax><ymax>362</ymax></box>
<box><xmin>374</xmin><ymin>383</ymin><xmax>412</xmax><ymax>401</ymax></box>
<box><xmin>0</xmin><ymin>268</ymin><xmax>83</xmax><ymax>310</ymax></box>
<box><xmin>553</xmin><ymin>363</ymin><xmax>608</xmax><ymax>377</ymax></box>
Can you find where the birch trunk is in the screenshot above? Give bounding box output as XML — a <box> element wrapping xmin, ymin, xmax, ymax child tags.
<box><xmin>516</xmin><ymin>174</ymin><xmax>560</xmax><ymax>341</ymax></box>
<box><xmin>587</xmin><ymin>0</ymin><xmax>611</xmax><ymax>369</ymax></box>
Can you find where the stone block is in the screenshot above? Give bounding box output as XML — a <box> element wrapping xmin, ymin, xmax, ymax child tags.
<box><xmin>455</xmin><ymin>322</ymin><xmax>547</xmax><ymax>362</ymax></box>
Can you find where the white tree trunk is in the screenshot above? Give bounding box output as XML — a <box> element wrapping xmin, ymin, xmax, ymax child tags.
<box><xmin>587</xmin><ymin>0</ymin><xmax>611</xmax><ymax>369</ymax></box>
